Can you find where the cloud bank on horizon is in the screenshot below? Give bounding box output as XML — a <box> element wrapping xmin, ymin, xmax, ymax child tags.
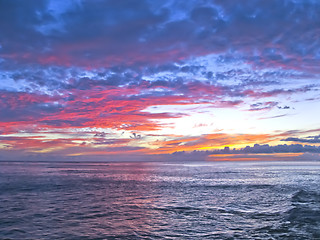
<box><xmin>0</xmin><ymin>0</ymin><xmax>320</xmax><ymax>161</ymax></box>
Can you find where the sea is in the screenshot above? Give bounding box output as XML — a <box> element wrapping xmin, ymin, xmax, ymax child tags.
<box><xmin>0</xmin><ymin>161</ymin><xmax>320</xmax><ymax>240</ymax></box>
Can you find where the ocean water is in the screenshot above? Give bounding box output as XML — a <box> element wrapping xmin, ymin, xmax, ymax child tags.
<box><xmin>0</xmin><ymin>161</ymin><xmax>320</xmax><ymax>240</ymax></box>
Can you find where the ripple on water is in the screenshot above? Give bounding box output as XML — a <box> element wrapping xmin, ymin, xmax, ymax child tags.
<box><xmin>0</xmin><ymin>161</ymin><xmax>320</xmax><ymax>239</ymax></box>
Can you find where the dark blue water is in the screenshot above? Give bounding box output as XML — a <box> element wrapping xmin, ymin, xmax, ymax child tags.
<box><xmin>0</xmin><ymin>161</ymin><xmax>320</xmax><ymax>239</ymax></box>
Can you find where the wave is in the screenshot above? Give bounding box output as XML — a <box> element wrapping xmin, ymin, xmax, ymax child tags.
<box><xmin>280</xmin><ymin>189</ymin><xmax>320</xmax><ymax>239</ymax></box>
<box><xmin>291</xmin><ymin>189</ymin><xmax>320</xmax><ymax>203</ymax></box>
<box><xmin>288</xmin><ymin>190</ymin><xmax>320</xmax><ymax>223</ymax></box>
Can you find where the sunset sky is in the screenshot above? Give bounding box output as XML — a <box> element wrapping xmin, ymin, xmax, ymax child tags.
<box><xmin>1</xmin><ymin>0</ymin><xmax>320</xmax><ymax>161</ymax></box>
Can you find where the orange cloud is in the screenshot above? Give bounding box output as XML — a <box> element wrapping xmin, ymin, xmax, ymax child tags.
<box><xmin>146</xmin><ymin>132</ymin><xmax>287</xmax><ymax>154</ymax></box>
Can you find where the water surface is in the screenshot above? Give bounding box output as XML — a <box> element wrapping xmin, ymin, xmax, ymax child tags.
<box><xmin>0</xmin><ymin>161</ymin><xmax>320</xmax><ymax>239</ymax></box>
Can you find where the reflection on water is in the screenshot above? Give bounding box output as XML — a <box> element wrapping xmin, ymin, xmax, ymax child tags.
<box><xmin>0</xmin><ymin>161</ymin><xmax>320</xmax><ymax>239</ymax></box>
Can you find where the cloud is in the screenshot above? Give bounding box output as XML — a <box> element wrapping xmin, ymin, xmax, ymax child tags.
<box><xmin>0</xmin><ymin>86</ymin><xmax>186</xmax><ymax>132</ymax></box>
<box><xmin>278</xmin><ymin>105</ymin><xmax>290</xmax><ymax>109</ymax></box>
<box><xmin>93</xmin><ymin>132</ymin><xmax>107</xmax><ymax>138</ymax></box>
<box><xmin>130</xmin><ymin>132</ymin><xmax>142</xmax><ymax>139</ymax></box>
<box><xmin>1</xmin><ymin>0</ymin><xmax>320</xmax><ymax>161</ymax></box>
<box><xmin>149</xmin><ymin>133</ymin><xmax>281</xmax><ymax>154</ymax></box>
<box><xmin>92</xmin><ymin>138</ymin><xmax>131</xmax><ymax>146</ymax></box>
<box><xmin>259</xmin><ymin>114</ymin><xmax>289</xmax><ymax>120</ymax></box>
<box><xmin>173</xmin><ymin>143</ymin><xmax>320</xmax><ymax>156</ymax></box>
<box><xmin>249</xmin><ymin>101</ymin><xmax>278</xmax><ymax>111</ymax></box>
<box><xmin>0</xmin><ymin>135</ymin><xmax>78</xmax><ymax>151</ymax></box>
<box><xmin>1</xmin><ymin>0</ymin><xmax>320</xmax><ymax>71</ymax></box>
<box><xmin>282</xmin><ymin>135</ymin><xmax>320</xmax><ymax>144</ymax></box>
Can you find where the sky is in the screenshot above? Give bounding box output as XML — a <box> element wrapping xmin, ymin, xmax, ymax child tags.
<box><xmin>0</xmin><ymin>0</ymin><xmax>320</xmax><ymax>161</ymax></box>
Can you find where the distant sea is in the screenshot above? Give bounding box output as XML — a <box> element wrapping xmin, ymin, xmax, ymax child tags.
<box><xmin>0</xmin><ymin>161</ymin><xmax>320</xmax><ymax>239</ymax></box>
